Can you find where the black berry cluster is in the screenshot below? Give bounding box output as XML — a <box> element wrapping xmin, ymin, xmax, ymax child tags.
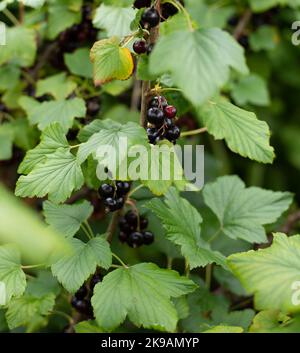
<box><xmin>98</xmin><ymin>181</ymin><xmax>131</xmax><ymax>212</ymax></box>
<box><xmin>135</xmin><ymin>2</ymin><xmax>179</xmax><ymax>28</ymax></box>
<box><xmin>118</xmin><ymin>210</ymin><xmax>154</xmax><ymax>248</ymax></box>
<box><xmin>71</xmin><ymin>273</ymin><xmax>102</xmax><ymax>316</ymax></box>
<box><xmin>146</xmin><ymin>96</ymin><xmax>180</xmax><ymax>145</ymax></box>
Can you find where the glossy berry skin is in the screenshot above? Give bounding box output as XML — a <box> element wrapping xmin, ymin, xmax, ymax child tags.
<box><xmin>149</xmin><ymin>96</ymin><xmax>167</xmax><ymax>109</ymax></box>
<box><xmin>147</xmin><ymin>127</ymin><xmax>160</xmax><ymax>144</ymax></box>
<box><xmin>141</xmin><ymin>8</ymin><xmax>160</xmax><ymax>28</ymax></box>
<box><xmin>116</xmin><ymin>181</ymin><xmax>131</xmax><ymax>196</ymax></box>
<box><xmin>161</xmin><ymin>2</ymin><xmax>178</xmax><ymax>19</ymax></box>
<box><xmin>115</xmin><ymin>197</ymin><xmax>125</xmax><ymax>210</ymax></box>
<box><xmin>119</xmin><ymin>231</ymin><xmax>128</xmax><ymax>243</ymax></box>
<box><xmin>133</xmin><ymin>0</ymin><xmax>151</xmax><ymax>9</ymax></box>
<box><xmin>71</xmin><ymin>298</ymin><xmax>91</xmax><ymax>315</ymax></box>
<box><xmin>140</xmin><ymin>216</ymin><xmax>148</xmax><ymax>230</ymax></box>
<box><xmin>133</xmin><ymin>40</ymin><xmax>147</xmax><ymax>54</ymax></box>
<box><xmin>147</xmin><ymin>107</ymin><xmax>164</xmax><ymax>126</ymax></box>
<box><xmin>119</xmin><ymin>217</ymin><xmax>135</xmax><ymax>234</ymax></box>
<box><xmin>127</xmin><ymin>231</ymin><xmax>144</xmax><ymax>248</ymax></box>
<box><xmin>75</xmin><ymin>286</ymin><xmax>88</xmax><ymax>300</ymax></box>
<box><xmin>164</xmin><ymin>118</ymin><xmax>174</xmax><ymax>129</ymax></box>
<box><xmin>164</xmin><ymin>105</ymin><xmax>177</xmax><ymax>119</ymax></box>
<box><xmin>99</xmin><ymin>184</ymin><xmax>115</xmax><ymax>198</ymax></box>
<box><xmin>104</xmin><ymin>197</ymin><xmax>117</xmax><ymax>211</ymax></box>
<box><xmin>165</xmin><ymin>125</ymin><xmax>181</xmax><ymax>141</ymax></box>
<box><xmin>125</xmin><ymin>210</ymin><xmax>138</xmax><ymax>226</ymax></box>
<box><xmin>142</xmin><ymin>231</ymin><xmax>154</xmax><ymax>245</ymax></box>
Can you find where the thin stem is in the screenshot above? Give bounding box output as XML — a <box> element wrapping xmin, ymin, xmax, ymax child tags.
<box><xmin>51</xmin><ymin>310</ymin><xmax>73</xmax><ymax>324</ymax></box>
<box><xmin>19</xmin><ymin>0</ymin><xmax>24</xmax><ymax>24</ymax></box>
<box><xmin>167</xmin><ymin>256</ymin><xmax>173</xmax><ymax>270</ymax></box>
<box><xmin>110</xmin><ymin>264</ymin><xmax>123</xmax><ymax>269</ymax></box>
<box><xmin>181</xmin><ymin>127</ymin><xmax>208</xmax><ymax>137</ymax></box>
<box><xmin>128</xmin><ymin>184</ymin><xmax>144</xmax><ymax>198</ymax></box>
<box><xmin>184</xmin><ymin>260</ymin><xmax>190</xmax><ymax>278</ymax></box>
<box><xmin>208</xmin><ymin>228</ymin><xmax>222</xmax><ymax>243</ymax></box>
<box><xmin>233</xmin><ymin>9</ymin><xmax>252</xmax><ymax>40</ymax></box>
<box><xmin>80</xmin><ymin>223</ymin><xmax>92</xmax><ymax>240</ymax></box>
<box><xmin>205</xmin><ymin>264</ymin><xmax>213</xmax><ymax>290</ymax></box>
<box><xmin>84</xmin><ymin>221</ymin><xmax>95</xmax><ymax>238</ymax></box>
<box><xmin>131</xmin><ymin>77</ymin><xmax>141</xmax><ymax>112</ymax></box>
<box><xmin>112</xmin><ymin>253</ymin><xmax>128</xmax><ymax>268</ymax></box>
<box><xmin>140</xmin><ymin>81</ymin><xmax>150</xmax><ymax>128</ymax></box>
<box><xmin>106</xmin><ymin>211</ymin><xmax>120</xmax><ymax>243</ymax></box>
<box><xmin>170</xmin><ymin>0</ymin><xmax>194</xmax><ymax>32</ymax></box>
<box><xmin>3</xmin><ymin>8</ymin><xmax>20</xmax><ymax>26</ymax></box>
<box><xmin>70</xmin><ymin>144</ymin><xmax>81</xmax><ymax>150</ymax></box>
<box><xmin>22</xmin><ymin>264</ymin><xmax>44</xmax><ymax>269</ymax></box>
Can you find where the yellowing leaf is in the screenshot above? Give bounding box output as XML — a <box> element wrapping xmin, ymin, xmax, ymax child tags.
<box><xmin>90</xmin><ymin>37</ymin><xmax>134</xmax><ymax>85</ymax></box>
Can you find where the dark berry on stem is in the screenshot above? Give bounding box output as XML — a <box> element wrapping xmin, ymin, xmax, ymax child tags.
<box><xmin>116</xmin><ymin>181</ymin><xmax>131</xmax><ymax>196</ymax></box>
<box><xmin>99</xmin><ymin>184</ymin><xmax>115</xmax><ymax>198</ymax></box>
<box><xmin>140</xmin><ymin>216</ymin><xmax>148</xmax><ymax>230</ymax></box>
<box><xmin>133</xmin><ymin>40</ymin><xmax>147</xmax><ymax>54</ymax></box>
<box><xmin>104</xmin><ymin>197</ymin><xmax>118</xmax><ymax>211</ymax></box>
<box><xmin>125</xmin><ymin>210</ymin><xmax>138</xmax><ymax>226</ymax></box>
<box><xmin>149</xmin><ymin>96</ymin><xmax>167</xmax><ymax>109</ymax></box>
<box><xmin>75</xmin><ymin>286</ymin><xmax>88</xmax><ymax>300</ymax></box>
<box><xmin>71</xmin><ymin>298</ymin><xmax>91</xmax><ymax>315</ymax></box>
<box><xmin>147</xmin><ymin>107</ymin><xmax>164</xmax><ymax>126</ymax></box>
<box><xmin>90</xmin><ymin>274</ymin><xmax>102</xmax><ymax>290</ymax></box>
<box><xmin>133</xmin><ymin>0</ymin><xmax>151</xmax><ymax>9</ymax></box>
<box><xmin>142</xmin><ymin>231</ymin><xmax>154</xmax><ymax>245</ymax></box>
<box><xmin>161</xmin><ymin>2</ymin><xmax>178</xmax><ymax>19</ymax></box>
<box><xmin>238</xmin><ymin>35</ymin><xmax>249</xmax><ymax>49</ymax></box>
<box><xmin>165</xmin><ymin>118</ymin><xmax>174</xmax><ymax>129</ymax></box>
<box><xmin>119</xmin><ymin>231</ymin><xmax>128</xmax><ymax>243</ymax></box>
<box><xmin>115</xmin><ymin>197</ymin><xmax>125</xmax><ymax>210</ymax></box>
<box><xmin>164</xmin><ymin>105</ymin><xmax>177</xmax><ymax>119</ymax></box>
<box><xmin>141</xmin><ymin>8</ymin><xmax>160</xmax><ymax>28</ymax></box>
<box><xmin>87</xmin><ymin>97</ymin><xmax>101</xmax><ymax>116</ymax></box>
<box><xmin>147</xmin><ymin>127</ymin><xmax>160</xmax><ymax>144</ymax></box>
<box><xmin>165</xmin><ymin>125</ymin><xmax>181</xmax><ymax>141</ymax></box>
<box><xmin>127</xmin><ymin>231</ymin><xmax>144</xmax><ymax>248</ymax></box>
<box><xmin>119</xmin><ymin>217</ymin><xmax>136</xmax><ymax>233</ymax></box>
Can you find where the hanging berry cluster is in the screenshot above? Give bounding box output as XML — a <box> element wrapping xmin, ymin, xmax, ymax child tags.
<box><xmin>118</xmin><ymin>210</ymin><xmax>154</xmax><ymax>248</ymax></box>
<box><xmin>71</xmin><ymin>273</ymin><xmax>102</xmax><ymax>316</ymax></box>
<box><xmin>98</xmin><ymin>181</ymin><xmax>131</xmax><ymax>212</ymax></box>
<box><xmin>146</xmin><ymin>96</ymin><xmax>180</xmax><ymax>145</ymax></box>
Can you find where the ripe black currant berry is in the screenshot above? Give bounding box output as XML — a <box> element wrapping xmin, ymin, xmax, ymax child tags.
<box><xmin>140</xmin><ymin>216</ymin><xmax>148</xmax><ymax>230</ymax></box>
<box><xmin>164</xmin><ymin>118</ymin><xmax>174</xmax><ymax>129</ymax></box>
<box><xmin>99</xmin><ymin>184</ymin><xmax>115</xmax><ymax>198</ymax></box>
<box><xmin>90</xmin><ymin>274</ymin><xmax>102</xmax><ymax>290</ymax></box>
<box><xmin>238</xmin><ymin>35</ymin><xmax>249</xmax><ymax>49</ymax></box>
<box><xmin>149</xmin><ymin>96</ymin><xmax>168</xmax><ymax>109</ymax></box>
<box><xmin>87</xmin><ymin>97</ymin><xmax>101</xmax><ymax>116</ymax></box>
<box><xmin>141</xmin><ymin>8</ymin><xmax>160</xmax><ymax>28</ymax></box>
<box><xmin>116</xmin><ymin>181</ymin><xmax>131</xmax><ymax>196</ymax></box>
<box><xmin>127</xmin><ymin>231</ymin><xmax>144</xmax><ymax>248</ymax></box>
<box><xmin>75</xmin><ymin>286</ymin><xmax>88</xmax><ymax>300</ymax></box>
<box><xmin>119</xmin><ymin>231</ymin><xmax>128</xmax><ymax>243</ymax></box>
<box><xmin>104</xmin><ymin>197</ymin><xmax>118</xmax><ymax>211</ymax></box>
<box><xmin>142</xmin><ymin>231</ymin><xmax>154</xmax><ymax>245</ymax></box>
<box><xmin>119</xmin><ymin>217</ymin><xmax>135</xmax><ymax>233</ymax></box>
<box><xmin>71</xmin><ymin>297</ymin><xmax>90</xmax><ymax>314</ymax></box>
<box><xmin>147</xmin><ymin>107</ymin><xmax>164</xmax><ymax>126</ymax></box>
<box><xmin>133</xmin><ymin>0</ymin><xmax>151</xmax><ymax>9</ymax></box>
<box><xmin>147</xmin><ymin>43</ymin><xmax>154</xmax><ymax>55</ymax></box>
<box><xmin>147</xmin><ymin>127</ymin><xmax>160</xmax><ymax>144</ymax></box>
<box><xmin>133</xmin><ymin>40</ymin><xmax>147</xmax><ymax>54</ymax></box>
<box><xmin>125</xmin><ymin>210</ymin><xmax>138</xmax><ymax>226</ymax></box>
<box><xmin>165</xmin><ymin>125</ymin><xmax>181</xmax><ymax>141</ymax></box>
<box><xmin>227</xmin><ymin>15</ymin><xmax>239</xmax><ymax>27</ymax></box>
<box><xmin>164</xmin><ymin>105</ymin><xmax>177</xmax><ymax>119</ymax></box>
<box><xmin>161</xmin><ymin>2</ymin><xmax>178</xmax><ymax>20</ymax></box>
<box><xmin>115</xmin><ymin>197</ymin><xmax>125</xmax><ymax>210</ymax></box>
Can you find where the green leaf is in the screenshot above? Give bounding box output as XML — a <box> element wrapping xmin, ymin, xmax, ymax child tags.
<box><xmin>93</xmin><ymin>4</ymin><xmax>136</xmax><ymax>37</ymax></box>
<box><xmin>90</xmin><ymin>37</ymin><xmax>134</xmax><ymax>85</ymax></box>
<box><xmin>228</xmin><ymin>233</ymin><xmax>300</xmax><ymax>313</ymax></box>
<box><xmin>250</xmin><ymin>26</ymin><xmax>278</xmax><ymax>52</ymax></box>
<box><xmin>16</xmin><ymin>148</ymin><xmax>84</xmax><ymax>204</ymax></box>
<box><xmin>91</xmin><ymin>263</ymin><xmax>196</xmax><ymax>332</ymax></box>
<box><xmin>0</xmin><ymin>65</ymin><xmax>20</xmax><ymax>91</ymax></box>
<box><xmin>64</xmin><ymin>48</ymin><xmax>93</xmax><ymax>78</ymax></box>
<box><xmin>19</xmin><ymin>97</ymin><xmax>86</xmax><ymax>132</ymax></box>
<box><xmin>43</xmin><ymin>200</ymin><xmax>93</xmax><ymax>238</ymax></box>
<box><xmin>248</xmin><ymin>0</ymin><xmax>300</xmax><ymax>12</ymax></box>
<box><xmin>146</xmin><ymin>187</ymin><xmax>226</xmax><ymax>269</ymax></box>
<box><xmin>75</xmin><ymin>320</ymin><xmax>104</xmax><ymax>333</ymax></box>
<box><xmin>36</xmin><ymin>73</ymin><xmax>77</xmax><ymax>100</ymax></box>
<box><xmin>52</xmin><ymin>236</ymin><xmax>112</xmax><ymax>293</ymax></box>
<box><xmin>6</xmin><ymin>293</ymin><xmax>55</xmax><ymax>331</ymax></box>
<box><xmin>230</xmin><ymin>74</ymin><xmax>270</xmax><ymax>107</ymax></box>
<box><xmin>0</xmin><ymin>123</ymin><xmax>14</xmax><ymax>161</ymax></box>
<box><xmin>18</xmin><ymin>123</ymin><xmax>69</xmax><ymax>174</ymax></box>
<box><xmin>0</xmin><ymin>27</ymin><xmax>37</xmax><ymax>67</ymax></box>
<box><xmin>47</xmin><ymin>0</ymin><xmax>82</xmax><ymax>39</ymax></box>
<box><xmin>26</xmin><ymin>270</ymin><xmax>60</xmax><ymax>297</ymax></box>
<box><xmin>203</xmin><ymin>176</ymin><xmax>293</xmax><ymax>243</ymax></box>
<box><xmin>198</xmin><ymin>97</ymin><xmax>274</xmax><ymax>163</ymax></box>
<box><xmin>203</xmin><ymin>325</ymin><xmax>243</xmax><ymax>333</ymax></box>
<box><xmin>0</xmin><ymin>245</ymin><xmax>26</xmax><ymax>304</ymax></box>
<box><xmin>149</xmin><ymin>28</ymin><xmax>248</xmax><ymax>106</ymax></box>
<box><xmin>102</xmin><ymin>78</ymin><xmax>133</xmax><ymax>96</ymax></box>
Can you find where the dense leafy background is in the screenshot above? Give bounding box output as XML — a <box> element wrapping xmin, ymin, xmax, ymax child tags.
<box><xmin>0</xmin><ymin>0</ymin><xmax>300</xmax><ymax>333</ymax></box>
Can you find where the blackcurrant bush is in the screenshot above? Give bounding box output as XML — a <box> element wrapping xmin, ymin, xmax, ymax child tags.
<box><xmin>164</xmin><ymin>105</ymin><xmax>177</xmax><ymax>119</ymax></box>
<box><xmin>127</xmin><ymin>231</ymin><xmax>144</xmax><ymax>248</ymax></box>
<box><xmin>119</xmin><ymin>231</ymin><xmax>128</xmax><ymax>243</ymax></box>
<box><xmin>161</xmin><ymin>2</ymin><xmax>178</xmax><ymax>20</ymax></box>
<box><xmin>141</xmin><ymin>8</ymin><xmax>160</xmax><ymax>28</ymax></box>
<box><xmin>149</xmin><ymin>96</ymin><xmax>167</xmax><ymax>109</ymax></box>
<box><xmin>133</xmin><ymin>0</ymin><xmax>151</xmax><ymax>9</ymax></box>
<box><xmin>147</xmin><ymin>107</ymin><xmax>164</xmax><ymax>126</ymax></box>
<box><xmin>75</xmin><ymin>286</ymin><xmax>88</xmax><ymax>300</ymax></box>
<box><xmin>125</xmin><ymin>210</ymin><xmax>138</xmax><ymax>226</ymax></box>
<box><xmin>133</xmin><ymin>40</ymin><xmax>147</xmax><ymax>54</ymax></box>
<box><xmin>142</xmin><ymin>231</ymin><xmax>154</xmax><ymax>245</ymax></box>
<box><xmin>99</xmin><ymin>184</ymin><xmax>115</xmax><ymax>198</ymax></box>
<box><xmin>165</xmin><ymin>125</ymin><xmax>181</xmax><ymax>141</ymax></box>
